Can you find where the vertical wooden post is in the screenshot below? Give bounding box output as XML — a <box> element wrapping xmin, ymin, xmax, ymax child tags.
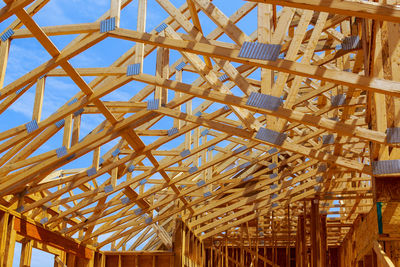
<box><xmin>296</xmin><ymin>215</ymin><xmax>307</xmax><ymax>267</ymax></box>
<box><xmin>20</xmin><ymin>240</ymin><xmax>33</xmax><ymax>267</ymax></box>
<box><xmin>240</xmin><ymin>227</ymin><xmax>244</xmax><ymax>266</ymax></box>
<box><xmin>286</xmin><ymin>205</ymin><xmax>291</xmax><ymax>267</ymax></box>
<box><xmin>173</xmin><ymin>69</ymin><xmax>182</xmax><ymax>129</ymax></box>
<box><xmin>185</xmin><ymin>98</ymin><xmax>192</xmax><ymax>150</ymax></box>
<box><xmin>258</xmin><ymin>1</ymin><xmax>274</xmax><ymax>131</ymax></box>
<box><xmin>202</xmin><ymin>243</ymin><xmax>205</xmax><ymax>267</ymax></box>
<box><xmin>71</xmin><ymin>114</ymin><xmax>81</xmax><ymax>147</ymax></box>
<box><xmin>264</xmin><ymin>215</ymin><xmax>267</xmax><ymax>267</ymax></box>
<box><xmin>135</xmin><ymin>0</ymin><xmax>147</xmax><ymax>72</ymax></box>
<box><xmin>0</xmin><ymin>40</ymin><xmax>10</xmax><ymax>89</ymax></box>
<box><xmin>320</xmin><ymin>214</ymin><xmax>327</xmax><ymax>267</ymax></box>
<box><xmin>173</xmin><ymin>219</ymin><xmax>183</xmax><ymax>267</ymax></box>
<box><xmin>0</xmin><ymin>211</ymin><xmax>8</xmax><ymax>267</ymax></box>
<box><xmin>110</xmin><ymin>0</ymin><xmax>121</xmax><ymax>27</ymax></box>
<box><xmin>364</xmin><ymin>254</ymin><xmax>373</xmax><ymax>267</ymax></box>
<box><xmin>272</xmin><ymin>211</ymin><xmax>276</xmax><ymax>267</ymax></box>
<box><xmin>256</xmin><ymin>218</ymin><xmax>259</xmax><ymax>266</ymax></box>
<box><xmin>66</xmin><ymin>253</ymin><xmax>76</xmax><ymax>267</ymax></box>
<box><xmin>63</xmin><ymin>114</ymin><xmax>73</xmax><ymax>148</ymax></box>
<box><xmin>32</xmin><ymin>77</ymin><xmax>45</xmax><ymax>122</ymax></box>
<box><xmin>155</xmin><ymin>32</ymin><xmax>169</xmax><ymax>106</ymax></box>
<box><xmin>0</xmin><ymin>211</ymin><xmax>16</xmax><ymax>267</ymax></box>
<box><xmin>211</xmin><ymin>242</ymin><xmax>214</xmax><ymax>267</ymax></box>
<box><xmin>311</xmin><ymin>199</ymin><xmax>321</xmax><ymax>267</ymax></box>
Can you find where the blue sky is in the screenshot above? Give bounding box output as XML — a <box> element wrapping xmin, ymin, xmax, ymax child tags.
<box><xmin>0</xmin><ymin>0</ymin><xmax>262</xmax><ymax>265</ymax></box>
<box><xmin>0</xmin><ymin>0</ymin><xmax>345</xmax><ymax>264</ymax></box>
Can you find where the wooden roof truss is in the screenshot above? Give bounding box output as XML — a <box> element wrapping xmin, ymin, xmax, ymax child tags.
<box><xmin>1</xmin><ymin>0</ymin><xmax>399</xmax><ymax>251</ymax></box>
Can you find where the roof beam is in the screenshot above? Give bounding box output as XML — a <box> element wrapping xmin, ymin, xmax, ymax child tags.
<box><xmin>108</xmin><ymin>28</ymin><xmax>400</xmax><ymax>97</ymax></box>
<box><xmin>246</xmin><ymin>0</ymin><xmax>400</xmax><ymax>23</ymax></box>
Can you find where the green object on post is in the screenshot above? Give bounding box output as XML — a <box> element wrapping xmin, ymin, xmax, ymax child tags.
<box><xmin>377</xmin><ymin>202</ymin><xmax>383</xmax><ymax>234</ymax></box>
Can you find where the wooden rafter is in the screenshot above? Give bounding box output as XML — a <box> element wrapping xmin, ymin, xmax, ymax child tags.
<box><xmin>1</xmin><ymin>0</ymin><xmax>400</xmax><ymax>265</ymax></box>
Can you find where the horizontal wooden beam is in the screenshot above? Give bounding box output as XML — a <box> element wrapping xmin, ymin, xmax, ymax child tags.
<box><xmin>0</xmin><ymin>0</ymin><xmax>35</xmax><ymax>23</ymax></box>
<box><xmin>154</xmin><ymin>106</ymin><xmax>370</xmax><ymax>173</ymax></box>
<box><xmin>246</xmin><ymin>0</ymin><xmax>400</xmax><ymax>23</ymax></box>
<box><xmin>108</xmin><ymin>28</ymin><xmax>400</xmax><ymax>97</ymax></box>
<box><xmin>11</xmin><ymin>22</ymin><xmax>100</xmax><ymax>38</ymax></box>
<box><xmin>0</xmin><ymin>206</ymin><xmax>93</xmax><ymax>259</ymax></box>
<box><xmin>129</xmin><ymin>73</ymin><xmax>386</xmax><ymax>145</ymax></box>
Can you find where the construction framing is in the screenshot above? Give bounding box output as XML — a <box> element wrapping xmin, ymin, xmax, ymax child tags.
<box><xmin>1</xmin><ymin>0</ymin><xmax>400</xmax><ymax>266</ymax></box>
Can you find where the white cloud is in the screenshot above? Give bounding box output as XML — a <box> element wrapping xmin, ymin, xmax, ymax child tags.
<box><xmin>35</xmin><ymin>0</ymin><xmax>74</xmax><ymax>26</ymax></box>
<box><xmin>8</xmin><ymin>91</ymin><xmax>35</xmax><ymax>118</ymax></box>
<box><xmin>5</xmin><ymin>42</ymin><xmax>49</xmax><ymax>84</ymax></box>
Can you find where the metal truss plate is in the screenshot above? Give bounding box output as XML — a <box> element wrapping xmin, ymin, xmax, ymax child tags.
<box><xmin>331</xmin><ymin>94</ymin><xmax>346</xmax><ymax>107</ymax></box>
<box><xmin>56</xmin><ymin>146</ymin><xmax>67</xmax><ymax>158</ymax></box>
<box><xmin>387</xmin><ymin>127</ymin><xmax>400</xmax><ymax>144</ymax></box>
<box><xmin>155</xmin><ymin>23</ymin><xmax>168</xmax><ymax>33</ymax></box>
<box><xmin>128</xmin><ymin>165</ymin><xmax>135</xmax><ymax>172</ymax></box>
<box><xmin>270</xmin><ymin>173</ymin><xmax>278</xmax><ymax>179</ymax></box>
<box><xmin>255</xmin><ymin>128</ymin><xmax>287</xmax><ymax>146</ymax></box>
<box><xmin>100</xmin><ymin>17</ymin><xmax>116</xmax><ymax>33</ymax></box>
<box><xmin>86</xmin><ymin>167</ymin><xmax>97</xmax><ymax>177</ymax></box>
<box><xmin>314</xmin><ymin>185</ymin><xmax>322</xmax><ymax>192</ymax></box>
<box><xmin>112</xmin><ymin>148</ymin><xmax>120</xmax><ymax>157</ymax></box>
<box><xmin>341</xmin><ymin>35</ymin><xmax>361</xmax><ymax>50</ymax></box>
<box><xmin>239</xmin><ymin>162</ymin><xmax>251</xmax><ymax>169</ymax></box>
<box><xmin>318</xmin><ymin>164</ymin><xmax>327</xmax><ymax>172</ymax></box>
<box><xmin>203</xmin><ymin>192</ymin><xmax>212</xmax><ymax>197</ymax></box>
<box><xmin>104</xmin><ymin>185</ymin><xmax>114</xmax><ymax>193</ymax></box>
<box><xmin>74</xmin><ymin>108</ymin><xmax>84</xmax><ymax>116</ymax></box>
<box><xmin>127</xmin><ymin>63</ymin><xmax>141</xmax><ymax>76</ymax></box>
<box><xmin>168</xmin><ymin>127</ymin><xmax>178</xmax><ymax>136</ymax></box>
<box><xmin>268</xmin><ymin>148</ymin><xmax>278</xmax><ymax>154</ymax></box>
<box><xmin>242</xmin><ymin>175</ymin><xmax>254</xmax><ymax>182</ymax></box>
<box><xmin>68</xmin><ymin>98</ymin><xmax>78</xmax><ymax>106</ymax></box>
<box><xmin>134</xmin><ymin>208</ymin><xmax>142</xmax><ymax>215</ymax></box>
<box><xmin>322</xmin><ymin>134</ymin><xmax>335</xmax><ymax>145</ymax></box>
<box><xmin>372</xmin><ymin>160</ymin><xmax>400</xmax><ymax>175</ymax></box>
<box><xmin>196</xmin><ymin>180</ymin><xmax>205</xmax><ymax>187</ymax></box>
<box><xmin>16</xmin><ymin>206</ymin><xmax>24</xmax><ymax>213</ymax></box>
<box><xmin>26</xmin><ymin>120</ymin><xmax>39</xmax><ymax>133</ymax></box>
<box><xmin>121</xmin><ymin>197</ymin><xmax>130</xmax><ymax>205</ymax></box>
<box><xmin>180</xmin><ymin>149</ymin><xmax>190</xmax><ymax>157</ymax></box>
<box><xmin>201</xmin><ymin>129</ymin><xmax>209</xmax><ymax>136</ymax></box>
<box><xmin>270</xmin><ymin>184</ymin><xmax>278</xmax><ymax>190</ymax></box>
<box><xmin>233</xmin><ymin>146</ymin><xmax>247</xmax><ymax>154</ymax></box>
<box><xmin>1</xmin><ymin>29</ymin><xmax>14</xmax><ymax>42</ymax></box>
<box><xmin>55</xmin><ymin>119</ymin><xmax>65</xmax><ymax>128</ymax></box>
<box><xmin>16</xmin><ymin>88</ymin><xmax>24</xmax><ymax>95</ymax></box>
<box><xmin>268</xmin><ymin>163</ymin><xmax>277</xmax><ymax>170</ymax></box>
<box><xmin>246</xmin><ymin>92</ymin><xmax>283</xmax><ymax>111</ymax></box>
<box><xmin>189</xmin><ymin>166</ymin><xmax>198</xmax><ymax>174</ymax></box>
<box><xmin>218</xmin><ymin>74</ymin><xmax>229</xmax><ymax>82</ymax></box>
<box><xmin>175</xmin><ymin>62</ymin><xmax>186</xmax><ymax>71</ymax></box>
<box><xmin>238</xmin><ymin>42</ymin><xmax>281</xmax><ymax>61</ymax></box>
<box><xmin>147</xmin><ymin>99</ymin><xmax>160</xmax><ymax>110</ymax></box>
